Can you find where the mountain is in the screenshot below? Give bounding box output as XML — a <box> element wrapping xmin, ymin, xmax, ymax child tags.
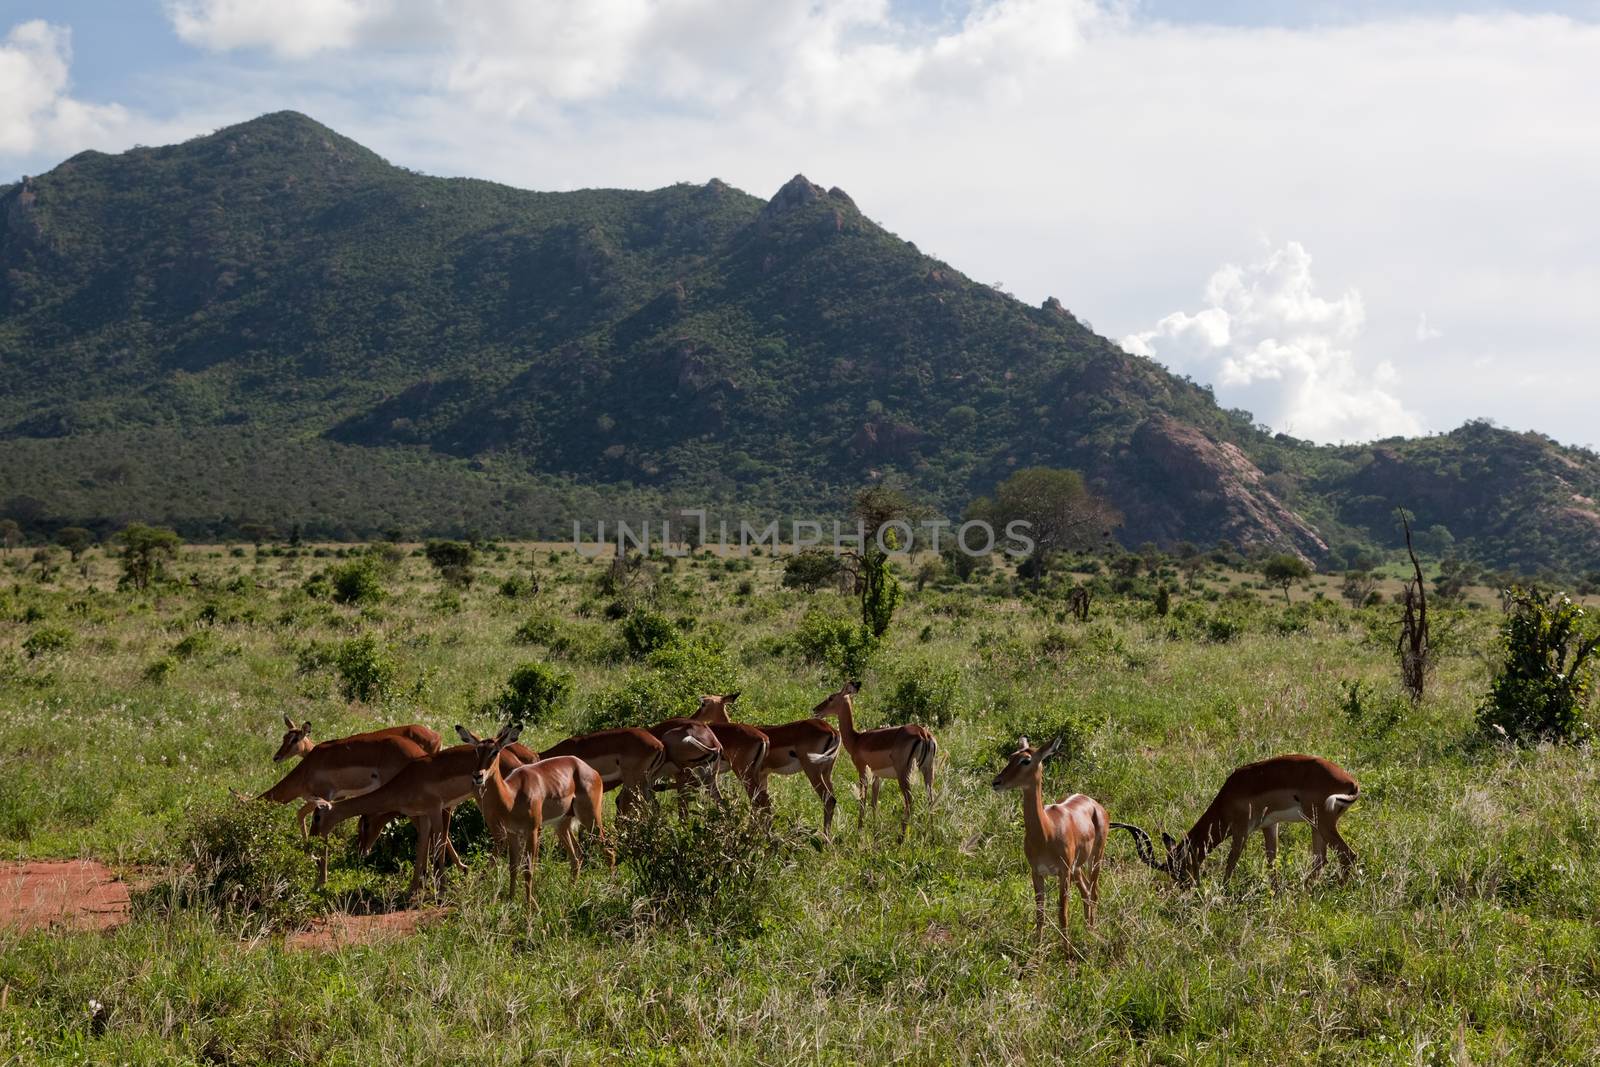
<box><xmin>2</xmin><ymin>111</ymin><xmax>1598</xmax><ymax>574</ymax></box>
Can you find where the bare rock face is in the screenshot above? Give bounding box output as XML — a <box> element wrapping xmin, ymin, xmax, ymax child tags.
<box><xmin>759</xmin><ymin>174</ymin><xmax>827</xmax><ymax>223</ymax></box>
<box><xmin>1131</xmin><ymin>416</ymin><xmax>1328</xmax><ymax>561</ymax></box>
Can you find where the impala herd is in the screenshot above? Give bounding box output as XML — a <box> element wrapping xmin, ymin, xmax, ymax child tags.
<box><xmin>257</xmin><ymin>681</ymin><xmax>1360</xmax><ymax>951</ymax></box>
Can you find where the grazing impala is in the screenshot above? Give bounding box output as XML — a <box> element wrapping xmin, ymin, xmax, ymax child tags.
<box><xmin>539</xmin><ymin>727</ymin><xmax>667</xmax><ymax>814</ymax></box>
<box><xmin>812</xmin><ymin>681</ymin><xmax>937</xmax><ymax>840</ymax></box>
<box><xmin>456</xmin><ymin>725</ymin><xmax>614</xmax><ymax>905</ymax></box>
<box><xmin>992</xmin><ymin>736</ymin><xmax>1106</xmax><ymax>950</ymax></box>
<box><xmin>308</xmin><ymin>742</ymin><xmax>528</xmax><ymax>899</ymax></box>
<box><xmin>267</xmin><ymin>716</ymin><xmax>442</xmax><ymax>837</ymax></box>
<box><xmin>692</xmin><ymin>693</ymin><xmax>840</xmax><ymax>834</ymax></box>
<box><xmin>646</xmin><ymin>716</ymin><xmax>724</xmax><ymax>807</ymax></box>
<box><xmin>258</xmin><ymin>723</ymin><xmax>431</xmax><ymax>885</ymax></box>
<box><xmin>683</xmin><ymin>694</ymin><xmax>771</xmax><ymax>807</ymax></box>
<box><xmin>354</xmin><ymin>739</ymin><xmax>539</xmax><ymax>856</ymax></box>
<box><xmin>1110</xmin><ymin>754</ymin><xmax>1360</xmax><ymax>886</ymax></box>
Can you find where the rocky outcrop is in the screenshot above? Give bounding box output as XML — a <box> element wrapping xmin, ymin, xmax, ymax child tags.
<box><xmin>1131</xmin><ymin>416</ymin><xmax>1328</xmax><ymax>561</ymax></box>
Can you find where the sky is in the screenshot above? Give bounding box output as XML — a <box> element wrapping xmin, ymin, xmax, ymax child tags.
<box><xmin>2</xmin><ymin>0</ymin><xmax>1598</xmax><ymax>447</ymax></box>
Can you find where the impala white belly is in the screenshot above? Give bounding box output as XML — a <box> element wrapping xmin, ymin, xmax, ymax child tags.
<box><xmin>1251</xmin><ymin>805</ymin><xmax>1306</xmax><ymax>832</ymax></box>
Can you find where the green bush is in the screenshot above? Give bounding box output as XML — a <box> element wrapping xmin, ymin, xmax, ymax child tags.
<box><xmin>1478</xmin><ymin>589</ymin><xmax>1599</xmax><ymax>745</ymax></box>
<box><xmin>513</xmin><ymin>614</ymin><xmax>561</xmax><ymax>645</ymax></box>
<box><xmin>621</xmin><ymin>607</ymin><xmax>679</xmax><ymax>659</ymax></box>
<box><xmin>22</xmin><ymin>625</ymin><xmax>73</xmax><ymax>658</ymax></box>
<box><xmin>583</xmin><ymin>638</ymin><xmax>737</xmax><ymax>733</ymax></box>
<box><xmin>325</xmin><ymin>558</ymin><xmax>386</xmax><ymax>605</ymax></box>
<box><xmin>793</xmin><ymin>608</ymin><xmax>876</xmax><ymax>679</ymax></box>
<box><xmin>499</xmin><ymin>574</ymin><xmax>536</xmax><ymax>599</ymax></box>
<box><xmin>618</xmin><ymin>801</ymin><xmax>798</xmax><ymax>934</ymax></box>
<box><xmin>177</xmin><ymin>800</ymin><xmax>316</xmax><ymax>927</ymax></box>
<box><xmin>334</xmin><ymin>634</ymin><xmax>396</xmax><ymax>703</ymax></box>
<box><xmin>996</xmin><ymin>703</ymin><xmax>1104</xmax><ymax>769</ymax></box>
<box><xmin>782</xmin><ymin>549</ymin><xmax>842</xmax><ymax>592</ymax></box>
<box><xmin>884</xmin><ymin>664</ymin><xmax>961</xmax><ymax>727</ymax></box>
<box><xmin>496</xmin><ymin>662</ymin><xmax>573</xmax><ymax>728</ymax></box>
<box><xmin>171</xmin><ymin>630</ymin><xmax>214</xmax><ymax>660</ymax></box>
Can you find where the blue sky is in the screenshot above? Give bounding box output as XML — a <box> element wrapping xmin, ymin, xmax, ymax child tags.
<box><xmin>3</xmin><ymin>1</ymin><xmax>1598</xmax><ymax>446</ymax></box>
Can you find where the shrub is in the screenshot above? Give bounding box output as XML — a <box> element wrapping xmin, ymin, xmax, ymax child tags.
<box><xmin>782</xmin><ymin>549</ymin><xmax>842</xmax><ymax>592</ymax></box>
<box><xmin>177</xmin><ymin>800</ymin><xmax>316</xmax><ymax>927</ymax></box>
<box><xmin>143</xmin><ymin>656</ymin><xmax>177</xmax><ymax>683</ymax></box>
<box><xmin>334</xmin><ymin>635</ymin><xmax>395</xmax><ymax>703</ymax></box>
<box><xmin>425</xmin><ymin>540</ymin><xmax>475</xmax><ymax>587</ymax></box>
<box><xmin>171</xmin><ymin>630</ymin><xmax>214</xmax><ymax>660</ymax></box>
<box><xmin>496</xmin><ymin>662</ymin><xmax>573</xmax><ymax>728</ymax></box>
<box><xmin>884</xmin><ymin>664</ymin><xmax>961</xmax><ymax>727</ymax></box>
<box><xmin>117</xmin><ymin>524</ymin><xmax>181</xmax><ymax>590</ymax></box>
<box><xmin>1478</xmin><ymin>589</ymin><xmax>1599</xmax><ymax>745</ymax></box>
<box><xmin>621</xmin><ymin>607</ymin><xmax>679</xmax><ymax>659</ymax></box>
<box><xmin>996</xmin><ymin>703</ymin><xmax>1104</xmax><ymax>768</ymax></box>
<box><xmin>618</xmin><ymin>801</ymin><xmax>799</xmax><ymax>934</ymax></box>
<box><xmin>793</xmin><ymin>608</ymin><xmax>877</xmax><ymax>679</ymax></box>
<box><xmin>513</xmin><ymin>614</ymin><xmax>561</xmax><ymax>645</ymax></box>
<box><xmin>326</xmin><ymin>558</ymin><xmax>385</xmax><ymax>605</ymax></box>
<box><xmin>22</xmin><ymin>625</ymin><xmax>73</xmax><ymax>658</ymax></box>
<box><xmin>583</xmin><ymin>639</ymin><xmax>737</xmax><ymax>734</ymax></box>
<box><xmin>498</xmin><ymin>574</ymin><xmax>536</xmax><ymax>599</ymax></box>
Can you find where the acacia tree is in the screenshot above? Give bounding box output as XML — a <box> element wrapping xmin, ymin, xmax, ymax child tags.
<box><xmin>0</xmin><ymin>518</ymin><xmax>20</xmax><ymax>554</ymax></box>
<box><xmin>967</xmin><ymin>467</ymin><xmax>1119</xmax><ymax>581</ymax></box>
<box><xmin>1397</xmin><ymin>511</ymin><xmax>1432</xmax><ymax>703</ymax></box>
<box><xmin>1261</xmin><ymin>553</ymin><xmax>1312</xmax><ymax>604</ymax></box>
<box><xmin>56</xmin><ymin>526</ymin><xmax>94</xmax><ymax>562</ymax></box>
<box><xmin>117</xmin><ymin>524</ymin><xmax>181</xmax><ymax>590</ymax></box>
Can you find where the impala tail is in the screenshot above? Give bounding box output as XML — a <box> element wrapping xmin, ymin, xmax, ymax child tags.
<box><xmin>805</xmin><ymin>733</ymin><xmax>841</xmax><ymax>764</ymax></box>
<box><xmin>1325</xmin><ymin>791</ymin><xmax>1360</xmax><ymax>815</ymax></box>
<box><xmin>910</xmin><ymin>734</ymin><xmax>937</xmax><ymax>774</ymax></box>
<box><xmin>1109</xmin><ymin>822</ymin><xmax>1170</xmax><ymax>874</ymax></box>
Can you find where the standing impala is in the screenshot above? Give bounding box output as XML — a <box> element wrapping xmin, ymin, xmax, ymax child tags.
<box><xmin>812</xmin><ymin>681</ymin><xmax>936</xmax><ymax>840</ymax></box>
<box><xmin>258</xmin><ymin>723</ymin><xmax>431</xmax><ymax>885</ymax></box>
<box><xmin>682</xmin><ymin>694</ymin><xmax>770</xmax><ymax>808</ymax></box>
<box><xmin>647</xmin><ymin>716</ymin><xmax>724</xmax><ymax>808</ymax></box>
<box><xmin>456</xmin><ymin>724</ymin><xmax>614</xmax><ymax>906</ymax></box>
<box><xmin>992</xmin><ymin>736</ymin><xmax>1106</xmax><ymax>951</ymax></box>
<box><xmin>1110</xmin><ymin>753</ymin><xmax>1360</xmax><ymax>885</ymax></box>
<box><xmin>692</xmin><ymin>693</ymin><xmax>840</xmax><ymax>834</ymax></box>
<box><xmin>539</xmin><ymin>727</ymin><xmax>667</xmax><ymax>814</ymax></box>
<box><xmin>308</xmin><ymin>742</ymin><xmax>527</xmax><ymax>899</ymax></box>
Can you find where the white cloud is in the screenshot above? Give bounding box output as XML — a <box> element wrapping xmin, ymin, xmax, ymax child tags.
<box><xmin>0</xmin><ymin>21</ymin><xmax>130</xmax><ymax>158</ymax></box>
<box><xmin>1123</xmin><ymin>242</ymin><xmax>1424</xmax><ymax>443</ymax></box>
<box><xmin>165</xmin><ymin>0</ymin><xmax>389</xmax><ymax>59</ymax></box>
<box><xmin>1415</xmin><ymin>312</ymin><xmax>1443</xmax><ymax>342</ymax></box>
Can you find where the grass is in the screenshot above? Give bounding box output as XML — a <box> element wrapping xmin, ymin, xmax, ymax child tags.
<box><xmin>1</xmin><ymin>544</ymin><xmax>1598</xmax><ymax>1064</ymax></box>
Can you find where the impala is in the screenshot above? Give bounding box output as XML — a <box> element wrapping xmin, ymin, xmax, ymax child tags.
<box><xmin>308</xmin><ymin>742</ymin><xmax>528</xmax><ymax>899</ymax></box>
<box><xmin>258</xmin><ymin>724</ymin><xmax>431</xmax><ymax>885</ymax></box>
<box><xmin>692</xmin><ymin>693</ymin><xmax>840</xmax><ymax>834</ymax></box>
<box><xmin>812</xmin><ymin>681</ymin><xmax>937</xmax><ymax>840</ymax></box>
<box><xmin>680</xmin><ymin>694</ymin><xmax>770</xmax><ymax>807</ymax></box>
<box><xmin>267</xmin><ymin>716</ymin><xmax>442</xmax><ymax>837</ymax></box>
<box><xmin>539</xmin><ymin>727</ymin><xmax>667</xmax><ymax>814</ymax></box>
<box><xmin>456</xmin><ymin>725</ymin><xmax>614</xmax><ymax>905</ymax></box>
<box><xmin>646</xmin><ymin>716</ymin><xmax>724</xmax><ymax>807</ymax></box>
<box><xmin>1110</xmin><ymin>753</ymin><xmax>1360</xmax><ymax>885</ymax></box>
<box><xmin>991</xmin><ymin>736</ymin><xmax>1106</xmax><ymax>950</ymax></box>
<box><xmin>354</xmin><ymin>739</ymin><xmax>539</xmax><ymax>856</ymax></box>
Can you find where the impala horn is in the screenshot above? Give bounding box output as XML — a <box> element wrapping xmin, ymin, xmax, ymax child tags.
<box><xmin>1109</xmin><ymin>822</ymin><xmax>1171</xmax><ymax>875</ymax></box>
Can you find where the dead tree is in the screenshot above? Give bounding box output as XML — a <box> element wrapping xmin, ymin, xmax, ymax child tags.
<box><xmin>1397</xmin><ymin>511</ymin><xmax>1431</xmax><ymax>703</ymax></box>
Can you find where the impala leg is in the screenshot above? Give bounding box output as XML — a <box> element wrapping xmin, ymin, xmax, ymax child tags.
<box><xmin>1307</xmin><ymin>828</ymin><xmax>1329</xmax><ymax>884</ymax></box>
<box><xmin>295</xmin><ymin>801</ymin><xmax>314</xmax><ymax>840</ymax></box>
<box><xmin>1325</xmin><ymin>821</ymin><xmax>1357</xmax><ymax>882</ymax></box>
<box><xmin>1220</xmin><ymin>830</ymin><xmax>1248</xmax><ymax>884</ymax></box>
<box><xmin>869</xmin><ymin>776</ymin><xmax>882</xmax><ymax>829</ymax></box>
<box><xmin>856</xmin><ymin>771</ymin><xmax>870</xmax><ymax>831</ymax></box>
<box><xmin>560</xmin><ymin>823</ymin><xmax>582</xmax><ymax>882</ymax></box>
<box><xmin>896</xmin><ymin>777</ymin><xmax>914</xmax><ymax>843</ymax></box>
<box><xmin>505</xmin><ymin>833</ymin><xmax>523</xmax><ymax>901</ymax></box>
<box><xmin>440</xmin><ymin>804</ymin><xmax>467</xmax><ymax>873</ymax></box>
<box><xmin>409</xmin><ymin>814</ymin><xmax>433</xmax><ymax>902</ymax></box>
<box><xmin>1031</xmin><ymin>871</ymin><xmax>1047</xmax><ymax>946</ymax></box>
<box><xmin>1076</xmin><ymin>866</ymin><xmax>1096</xmax><ymax>930</ymax></box>
<box><xmin>1057</xmin><ymin>876</ymin><xmax>1072</xmax><ymax>952</ymax></box>
<box><xmin>525</xmin><ymin>823</ymin><xmax>540</xmax><ymax>908</ymax></box>
<box><xmin>1262</xmin><ymin>824</ymin><xmax>1281</xmax><ymax>887</ymax></box>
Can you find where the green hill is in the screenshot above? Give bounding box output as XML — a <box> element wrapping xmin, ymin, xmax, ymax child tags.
<box><xmin>3</xmin><ymin>112</ymin><xmax>1598</xmax><ymax>572</ymax></box>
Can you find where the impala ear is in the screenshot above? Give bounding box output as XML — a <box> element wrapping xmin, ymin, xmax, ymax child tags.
<box><xmin>1040</xmin><ymin>736</ymin><xmax>1062</xmax><ymax>761</ymax></box>
<box><xmin>1161</xmin><ymin>831</ymin><xmax>1178</xmax><ymax>852</ymax></box>
<box><xmin>499</xmin><ymin>724</ymin><xmax>523</xmax><ymax>748</ymax></box>
<box><xmin>283</xmin><ymin>714</ymin><xmax>296</xmax><ymax>729</ymax></box>
<box><xmin>300</xmin><ymin>720</ymin><xmax>311</xmax><ymax>732</ymax></box>
<box><xmin>845</xmin><ymin>680</ymin><xmax>861</xmax><ymax>694</ymax></box>
<box><xmin>1017</xmin><ymin>735</ymin><xmax>1030</xmax><ymax>750</ymax></box>
<box><xmin>725</xmin><ymin>691</ymin><xmax>741</xmax><ymax>703</ymax></box>
<box><xmin>455</xmin><ymin>724</ymin><xmax>480</xmax><ymax>745</ymax></box>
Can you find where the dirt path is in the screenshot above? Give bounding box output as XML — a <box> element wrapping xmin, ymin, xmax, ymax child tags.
<box><xmin>285</xmin><ymin>908</ymin><xmax>443</xmax><ymax>951</ymax></box>
<box><xmin>0</xmin><ymin>860</ymin><xmax>131</xmax><ymax>933</ymax></box>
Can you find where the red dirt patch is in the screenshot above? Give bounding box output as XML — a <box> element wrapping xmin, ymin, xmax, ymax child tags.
<box><xmin>0</xmin><ymin>860</ymin><xmax>131</xmax><ymax>933</ymax></box>
<box><xmin>285</xmin><ymin>908</ymin><xmax>444</xmax><ymax>951</ymax></box>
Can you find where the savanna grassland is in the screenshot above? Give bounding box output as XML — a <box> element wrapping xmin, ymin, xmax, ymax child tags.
<box><xmin>1</xmin><ymin>542</ymin><xmax>1598</xmax><ymax>1065</ymax></box>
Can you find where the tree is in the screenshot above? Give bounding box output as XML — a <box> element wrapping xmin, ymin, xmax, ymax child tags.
<box><xmin>55</xmin><ymin>527</ymin><xmax>94</xmax><ymax>562</ymax></box>
<box><xmin>783</xmin><ymin>549</ymin><xmax>842</xmax><ymax>592</ymax></box>
<box><xmin>968</xmin><ymin>467</ymin><xmax>1119</xmax><ymax>580</ymax></box>
<box><xmin>1478</xmin><ymin>588</ymin><xmax>1599</xmax><ymax>744</ymax></box>
<box><xmin>1261</xmin><ymin>553</ymin><xmax>1312</xmax><ymax>604</ymax></box>
<box><xmin>117</xmin><ymin>524</ymin><xmax>181</xmax><ymax>590</ymax></box>
<box><xmin>0</xmin><ymin>518</ymin><xmax>20</xmax><ymax>553</ymax></box>
<box><xmin>425</xmin><ymin>539</ymin><xmax>475</xmax><ymax>587</ymax></box>
<box><xmin>237</xmin><ymin>523</ymin><xmax>276</xmax><ymax>551</ymax></box>
<box><xmin>851</xmin><ymin>487</ymin><xmax>906</xmax><ymax>640</ymax></box>
<box><xmin>1340</xmin><ymin>570</ymin><xmax>1379</xmax><ymax>609</ymax></box>
<box><xmin>1397</xmin><ymin>511</ymin><xmax>1432</xmax><ymax>704</ymax></box>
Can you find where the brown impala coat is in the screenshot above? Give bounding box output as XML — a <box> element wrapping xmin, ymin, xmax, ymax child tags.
<box><xmin>692</xmin><ymin>693</ymin><xmax>839</xmax><ymax>833</ymax></box>
<box><xmin>812</xmin><ymin>681</ymin><xmax>936</xmax><ymax>839</ymax></box>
